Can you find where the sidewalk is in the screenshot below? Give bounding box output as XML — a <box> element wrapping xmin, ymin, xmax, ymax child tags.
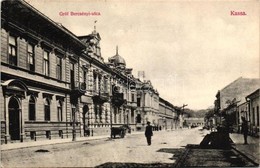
<box><xmin>0</xmin><ymin>135</ymin><xmax>108</xmax><ymax>151</ymax></box>
<box><xmin>0</xmin><ymin>131</ymin><xmax>144</xmax><ymax>151</ymax></box>
<box><xmin>230</xmin><ymin>133</ymin><xmax>260</xmax><ymax>165</ymax></box>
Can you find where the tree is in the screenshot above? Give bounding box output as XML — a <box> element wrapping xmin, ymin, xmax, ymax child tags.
<box><xmin>205</xmin><ymin>109</ymin><xmax>215</xmax><ymax>120</ymax></box>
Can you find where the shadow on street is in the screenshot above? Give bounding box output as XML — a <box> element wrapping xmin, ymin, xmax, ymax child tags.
<box><xmin>175</xmin><ymin>144</ymin><xmax>258</xmax><ymax>167</ymax></box>
<box><xmin>95</xmin><ymin>148</ymin><xmax>186</xmax><ymax>168</ymax></box>
<box><xmin>95</xmin><ymin>162</ymin><xmax>174</xmax><ymax>168</ymax></box>
<box><xmin>95</xmin><ymin>144</ymin><xmax>259</xmax><ymax>168</ymax></box>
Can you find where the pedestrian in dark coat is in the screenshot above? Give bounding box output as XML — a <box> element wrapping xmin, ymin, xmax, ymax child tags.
<box><xmin>145</xmin><ymin>121</ymin><xmax>153</xmax><ymax>145</ymax></box>
<box><xmin>241</xmin><ymin>117</ymin><xmax>248</xmax><ymax>144</ymax></box>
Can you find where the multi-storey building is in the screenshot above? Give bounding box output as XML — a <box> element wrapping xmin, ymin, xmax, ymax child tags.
<box><xmin>77</xmin><ymin>30</ymin><xmax>138</xmax><ymax>135</ymax></box>
<box><xmin>74</xmin><ymin>32</ymin><xmax>112</xmax><ymax>136</ymax></box>
<box><xmin>135</xmin><ymin>80</ymin><xmax>159</xmax><ymax>131</ymax></box>
<box><xmin>159</xmin><ymin>97</ymin><xmax>178</xmax><ymax>130</ymax></box>
<box><xmin>1</xmin><ymin>0</ymin><xmax>178</xmax><ymax>144</ymax></box>
<box><xmin>107</xmin><ymin>47</ymin><xmax>138</xmax><ymax>131</ymax></box>
<box><xmin>214</xmin><ymin>77</ymin><xmax>260</xmax><ymax>131</ymax></box>
<box><xmin>215</xmin><ymin>77</ymin><xmax>260</xmax><ymax>111</ymax></box>
<box><xmin>1</xmin><ymin>0</ymin><xmax>84</xmax><ymax>143</ymax></box>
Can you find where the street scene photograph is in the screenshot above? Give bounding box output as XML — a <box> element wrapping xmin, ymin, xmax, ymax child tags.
<box><xmin>0</xmin><ymin>0</ymin><xmax>259</xmax><ymax>167</ymax></box>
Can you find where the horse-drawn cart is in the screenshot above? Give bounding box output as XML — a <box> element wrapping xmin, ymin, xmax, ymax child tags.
<box><xmin>110</xmin><ymin>125</ymin><xmax>131</xmax><ymax>139</ymax></box>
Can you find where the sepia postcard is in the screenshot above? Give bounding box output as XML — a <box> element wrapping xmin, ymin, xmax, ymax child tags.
<box><xmin>1</xmin><ymin>0</ymin><xmax>259</xmax><ymax>167</ymax></box>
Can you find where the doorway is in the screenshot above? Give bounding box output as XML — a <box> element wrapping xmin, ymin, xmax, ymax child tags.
<box><xmin>83</xmin><ymin>105</ymin><xmax>89</xmax><ymax>136</ymax></box>
<box><xmin>8</xmin><ymin>97</ymin><xmax>20</xmax><ymax>140</ymax></box>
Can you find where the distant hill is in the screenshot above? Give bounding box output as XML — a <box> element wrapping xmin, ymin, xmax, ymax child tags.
<box><xmin>183</xmin><ymin>108</ymin><xmax>210</xmax><ymax>118</ymax></box>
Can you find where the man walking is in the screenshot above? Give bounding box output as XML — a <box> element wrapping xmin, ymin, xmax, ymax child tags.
<box><xmin>145</xmin><ymin>121</ymin><xmax>153</xmax><ymax>146</ymax></box>
<box><xmin>241</xmin><ymin>117</ymin><xmax>248</xmax><ymax>144</ymax></box>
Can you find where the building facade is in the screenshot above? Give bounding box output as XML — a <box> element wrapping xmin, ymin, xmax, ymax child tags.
<box><xmin>184</xmin><ymin>118</ymin><xmax>205</xmax><ymax>128</ymax></box>
<box><xmin>215</xmin><ymin>77</ymin><xmax>260</xmax><ymax>111</ymax></box>
<box><xmin>1</xmin><ymin>0</ymin><xmax>178</xmax><ymax>144</ymax></box>
<box><xmin>246</xmin><ymin>89</ymin><xmax>260</xmax><ymax>137</ymax></box>
<box><xmin>158</xmin><ymin>97</ymin><xmax>178</xmax><ymax>130</ymax></box>
<box><xmin>1</xmin><ymin>0</ymin><xmax>85</xmax><ymax>143</ymax></box>
<box><xmin>237</xmin><ymin>101</ymin><xmax>249</xmax><ymax>132</ymax></box>
<box><xmin>214</xmin><ymin>77</ymin><xmax>260</xmax><ymax>132</ymax></box>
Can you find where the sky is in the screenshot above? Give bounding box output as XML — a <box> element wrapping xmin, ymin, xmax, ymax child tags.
<box><xmin>25</xmin><ymin>0</ymin><xmax>259</xmax><ymax>110</ymax></box>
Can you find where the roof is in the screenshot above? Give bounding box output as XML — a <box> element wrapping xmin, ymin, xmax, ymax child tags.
<box><xmin>2</xmin><ymin>0</ymin><xmax>85</xmax><ymax>49</ymax></box>
<box><xmin>218</xmin><ymin>77</ymin><xmax>260</xmax><ymax>109</ymax></box>
<box><xmin>246</xmin><ymin>88</ymin><xmax>260</xmax><ymax>100</ymax></box>
<box><xmin>110</xmin><ymin>55</ymin><xmax>126</xmax><ymax>65</ymax></box>
<box><xmin>159</xmin><ymin>97</ymin><xmax>174</xmax><ymax>109</ymax></box>
<box><xmin>220</xmin><ymin>77</ymin><xmax>259</xmax><ymax>92</ymax></box>
<box><xmin>109</xmin><ymin>46</ymin><xmax>126</xmax><ymax>66</ymax></box>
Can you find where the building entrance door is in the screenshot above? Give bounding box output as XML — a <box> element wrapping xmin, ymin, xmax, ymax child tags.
<box><xmin>83</xmin><ymin>105</ymin><xmax>89</xmax><ymax>136</ymax></box>
<box><xmin>8</xmin><ymin>97</ymin><xmax>20</xmax><ymax>140</ymax></box>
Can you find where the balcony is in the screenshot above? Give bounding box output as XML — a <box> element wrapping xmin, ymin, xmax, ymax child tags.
<box><xmin>126</xmin><ymin>101</ymin><xmax>137</xmax><ymax>109</ymax></box>
<box><xmin>92</xmin><ymin>90</ymin><xmax>109</xmax><ymax>104</ymax></box>
<box><xmin>71</xmin><ymin>82</ymin><xmax>86</xmax><ymax>96</ymax></box>
<box><xmin>111</xmin><ymin>93</ymin><xmax>125</xmax><ymax>107</ymax></box>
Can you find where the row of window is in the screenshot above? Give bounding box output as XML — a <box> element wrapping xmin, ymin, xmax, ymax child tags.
<box><xmin>8</xmin><ymin>34</ymin><xmax>119</xmax><ymax>91</ymax></box>
<box><xmin>241</xmin><ymin>106</ymin><xmax>259</xmax><ymax>127</ymax></box>
<box><xmin>112</xmin><ymin>108</ymin><xmax>135</xmax><ymax>124</ymax></box>
<box><xmin>8</xmin><ymin>35</ymin><xmax>137</xmax><ymax>96</ymax></box>
<box><xmin>29</xmin><ymin>96</ymin><xmax>63</xmax><ymax>122</ymax></box>
<box><xmin>93</xmin><ymin>104</ymin><xmax>109</xmax><ymax>121</ymax></box>
<box><xmin>8</xmin><ymin>35</ymin><xmax>63</xmax><ymax>80</ymax></box>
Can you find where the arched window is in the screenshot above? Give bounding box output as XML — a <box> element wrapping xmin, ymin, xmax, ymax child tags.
<box><xmin>44</xmin><ymin>99</ymin><xmax>51</xmax><ymax>121</ymax></box>
<box><xmin>29</xmin><ymin>96</ymin><xmax>36</xmax><ymax>120</ymax></box>
<box><xmin>57</xmin><ymin>100</ymin><xmax>63</xmax><ymax>121</ymax></box>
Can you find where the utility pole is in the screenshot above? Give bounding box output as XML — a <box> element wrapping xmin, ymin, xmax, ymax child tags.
<box><xmin>182</xmin><ymin>104</ymin><xmax>188</xmax><ymax>115</ymax></box>
<box><xmin>179</xmin><ymin>104</ymin><xmax>188</xmax><ymax>129</ymax></box>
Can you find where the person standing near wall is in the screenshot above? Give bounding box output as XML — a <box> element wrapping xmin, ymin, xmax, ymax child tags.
<box><xmin>145</xmin><ymin>121</ymin><xmax>153</xmax><ymax>146</ymax></box>
<box><xmin>241</xmin><ymin>117</ymin><xmax>248</xmax><ymax>144</ymax></box>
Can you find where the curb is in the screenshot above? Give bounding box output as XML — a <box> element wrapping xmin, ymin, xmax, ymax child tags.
<box><xmin>174</xmin><ymin>147</ymin><xmax>190</xmax><ymax>168</ymax></box>
<box><xmin>1</xmin><ymin>132</ymin><xmax>145</xmax><ymax>151</ymax></box>
<box><xmin>1</xmin><ymin>136</ymin><xmax>109</xmax><ymax>151</ymax></box>
<box><xmin>231</xmin><ymin>146</ymin><xmax>259</xmax><ymax>167</ymax></box>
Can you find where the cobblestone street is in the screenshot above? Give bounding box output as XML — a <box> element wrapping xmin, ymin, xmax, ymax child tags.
<box><xmin>1</xmin><ymin>128</ymin><xmax>259</xmax><ymax>167</ymax></box>
<box><xmin>1</xmin><ymin>128</ymin><xmax>208</xmax><ymax>167</ymax></box>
